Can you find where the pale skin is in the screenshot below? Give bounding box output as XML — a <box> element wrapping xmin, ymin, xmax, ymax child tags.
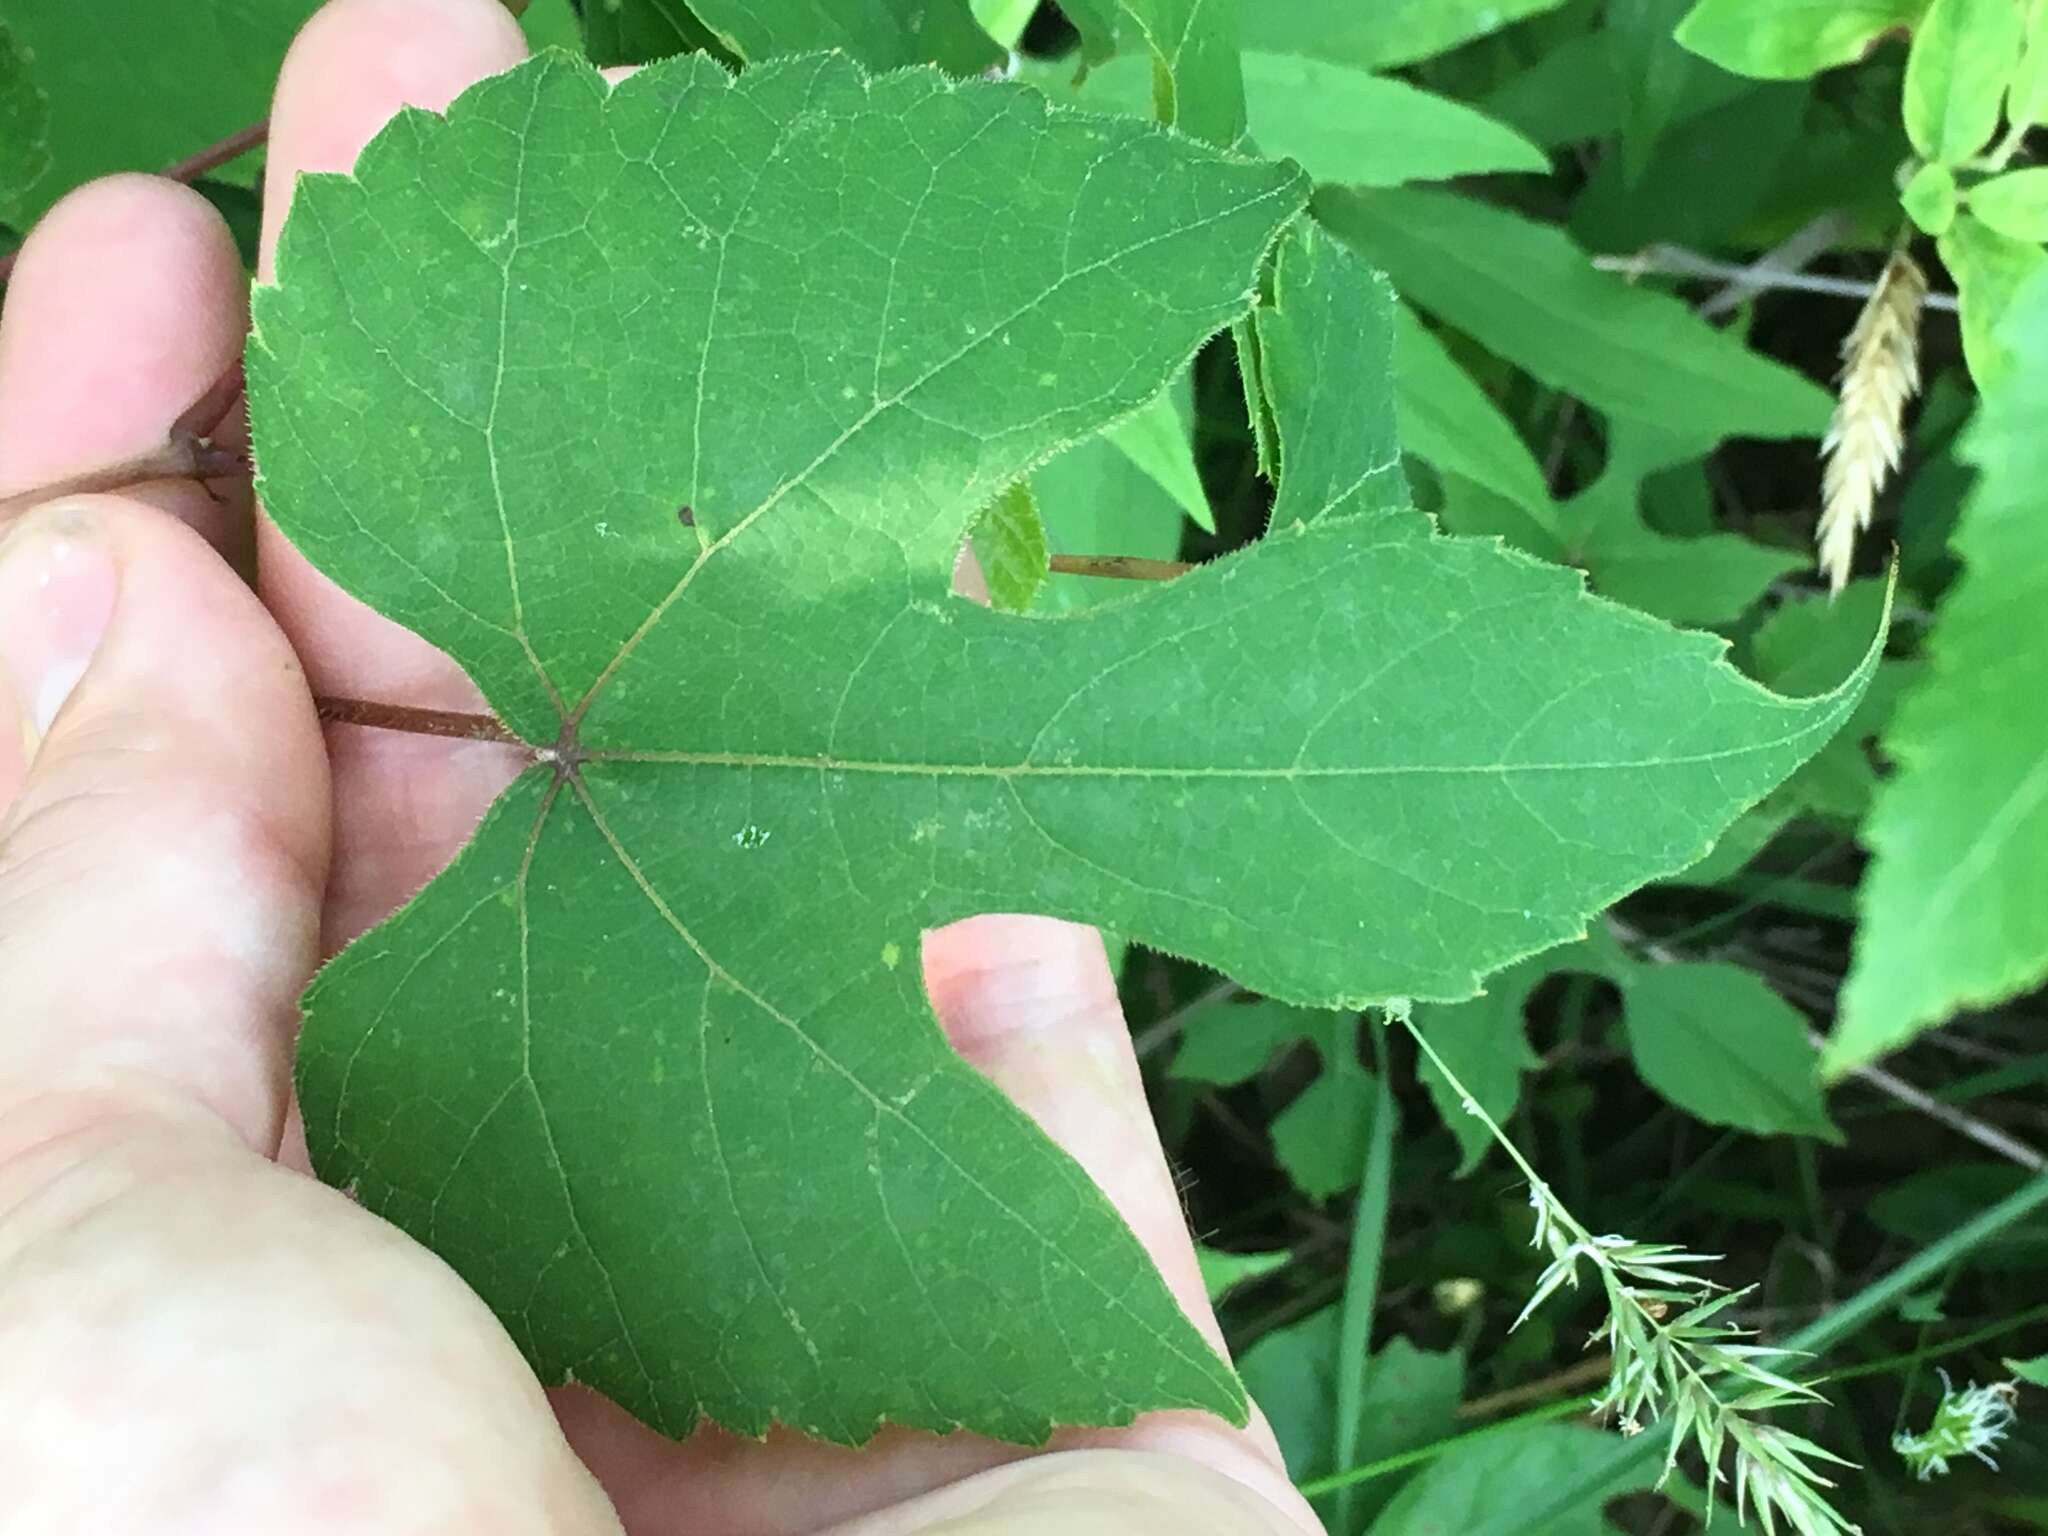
<box><xmin>0</xmin><ymin>1</ymin><xmax>1322</xmax><ymax>1531</ymax></box>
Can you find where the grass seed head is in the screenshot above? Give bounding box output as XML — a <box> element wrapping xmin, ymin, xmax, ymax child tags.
<box><xmin>1817</xmin><ymin>251</ymin><xmax>1928</xmax><ymax>594</ymax></box>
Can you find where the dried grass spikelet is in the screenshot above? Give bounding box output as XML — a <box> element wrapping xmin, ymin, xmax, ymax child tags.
<box><xmin>1817</xmin><ymin>250</ymin><xmax>1928</xmax><ymax>593</ymax></box>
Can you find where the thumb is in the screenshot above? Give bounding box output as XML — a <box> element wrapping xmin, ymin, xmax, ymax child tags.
<box><xmin>0</xmin><ymin>496</ymin><xmax>330</xmax><ymax>1162</ymax></box>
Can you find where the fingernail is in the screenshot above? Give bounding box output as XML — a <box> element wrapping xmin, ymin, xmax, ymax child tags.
<box><xmin>0</xmin><ymin>507</ymin><xmax>118</xmax><ymax>755</ymax></box>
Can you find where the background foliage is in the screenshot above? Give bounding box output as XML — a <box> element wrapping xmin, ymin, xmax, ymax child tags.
<box><xmin>5</xmin><ymin>0</ymin><xmax>2048</xmax><ymax>1530</ymax></box>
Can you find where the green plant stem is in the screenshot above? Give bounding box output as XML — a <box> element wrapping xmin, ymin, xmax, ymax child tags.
<box><xmin>1305</xmin><ymin>1044</ymin><xmax>2048</xmax><ymax>1512</ymax></box>
<box><xmin>1784</xmin><ymin>1169</ymin><xmax>2048</xmax><ymax>1358</ymax></box>
<box><xmin>1825</xmin><ymin>1300</ymin><xmax>2048</xmax><ymax>1386</ymax></box>
<box><xmin>1297</xmin><ymin>1397</ymin><xmax>1590</xmax><ymax>1497</ymax></box>
<box><xmin>1330</xmin><ymin>1029</ymin><xmax>1398</xmax><ymax>1533</ymax></box>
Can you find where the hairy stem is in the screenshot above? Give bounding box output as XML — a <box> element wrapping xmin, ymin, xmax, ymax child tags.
<box><xmin>315</xmin><ymin>695</ymin><xmax>528</xmax><ymax>747</ymax></box>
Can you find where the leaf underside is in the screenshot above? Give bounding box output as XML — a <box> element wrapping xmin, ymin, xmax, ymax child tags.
<box><xmin>250</xmin><ymin>51</ymin><xmax>1872</xmax><ymax>1444</ymax></box>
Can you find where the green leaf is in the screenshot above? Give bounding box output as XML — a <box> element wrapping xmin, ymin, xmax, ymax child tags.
<box><xmin>1904</xmin><ymin>0</ymin><xmax>2025</xmax><ymax>163</ymax></box>
<box><xmin>1116</xmin><ymin>0</ymin><xmax>1247</xmax><ymax>146</ymax></box>
<box><xmin>581</xmin><ymin>0</ymin><xmax>732</xmax><ymax>68</ymax></box>
<box><xmin>968</xmin><ymin>482</ymin><xmax>1048</xmax><ymax>614</ymax></box>
<box><xmin>1675</xmin><ymin>0</ymin><xmax>1925</xmax><ymax>79</ymax></box>
<box><xmin>1171</xmin><ymin>1002</ymin><xmax>1373</xmax><ymax>1199</ymax></box>
<box><xmin>1969</xmin><ymin>165</ymin><xmax>2048</xmax><ymax>239</ymax></box>
<box><xmin>0</xmin><ymin>19</ymin><xmax>49</xmax><ymax>221</ymax></box>
<box><xmin>1411</xmin><ymin>958</ymin><xmax>1546</xmax><ymax>1176</ymax></box>
<box><xmin>1273</xmin><ymin>1062</ymin><xmax>1379</xmax><ymax>1201</ymax></box>
<box><xmin>517</xmin><ymin>0</ymin><xmax>585</xmax><ymax>51</ymax></box>
<box><xmin>594</xmin><ymin>0</ymin><xmax>1001</xmax><ymax>72</ymax></box>
<box><xmin>251</xmin><ymin>51</ymin><xmax>1878</xmax><ymax>1443</ymax></box>
<box><xmin>1610</xmin><ymin>0</ymin><xmax>1713</xmax><ymax>183</ymax></box>
<box><xmin>2007</xmin><ymin>1353</ymin><xmax>2048</xmax><ymax>1386</ymax></box>
<box><xmin>1365</xmin><ymin>1424</ymin><xmax>1663</xmax><ymax>1536</ymax></box>
<box><xmin>1195</xmin><ymin>1245</ymin><xmax>1290</xmax><ymax>1300</ymax></box>
<box><xmin>2012</xmin><ymin>0</ymin><xmax>2048</xmax><ymax>123</ymax></box>
<box><xmin>1102</xmin><ymin>378</ymin><xmax>1214</xmax><ymax>533</ymax></box>
<box><xmin>1902</xmin><ymin>159</ymin><xmax>1961</xmax><ymax>234</ymax></box>
<box><xmin>1834</xmin><ymin>271</ymin><xmax>2048</xmax><ymax>1076</ymax></box>
<box><xmin>1749</xmin><ymin>581</ymin><xmax>1913</xmax><ymax>822</ymax></box>
<box><xmin>1256</xmin><ymin>219</ymin><xmax>1405</xmax><ymax>527</ymax></box>
<box><xmin>1394</xmin><ymin>308</ymin><xmax>1553</xmax><ymax>519</ymax></box>
<box><xmin>969</xmin><ymin>0</ymin><xmax>1038</xmax><ymax>49</ymax></box>
<box><xmin>1619</xmin><ymin>962</ymin><xmax>1844</xmax><ymax>1140</ymax></box>
<box><xmin>1171</xmin><ymin>997</ymin><xmax>1326</xmax><ymax>1085</ymax></box>
<box><xmin>1940</xmin><ymin>212</ymin><xmax>2048</xmax><ymax>387</ymax></box>
<box><xmin>1241</xmin><ymin>52</ymin><xmax>1549</xmax><ymax>187</ymax></box>
<box><xmin>0</xmin><ymin>0</ymin><xmax>317</xmax><ymax>227</ymax></box>
<box><xmin>1314</xmin><ymin>187</ymin><xmax>1834</xmax><ymax>448</ymax></box>
<box><xmin>1249</xmin><ymin>0</ymin><xmax>1575</xmax><ymax>71</ymax></box>
<box><xmin>1577</xmin><ymin>516</ymin><xmax>1805</xmax><ymax>626</ymax></box>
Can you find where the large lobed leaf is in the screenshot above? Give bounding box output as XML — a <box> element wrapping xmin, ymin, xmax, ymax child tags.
<box><xmin>1833</xmin><ymin>273</ymin><xmax>2048</xmax><ymax>1075</ymax></box>
<box><xmin>251</xmin><ymin>50</ymin><xmax>1875</xmax><ymax>1443</ymax></box>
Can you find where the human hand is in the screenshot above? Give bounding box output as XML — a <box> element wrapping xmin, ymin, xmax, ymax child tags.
<box><xmin>0</xmin><ymin>2</ymin><xmax>1318</xmax><ymax>1531</ymax></box>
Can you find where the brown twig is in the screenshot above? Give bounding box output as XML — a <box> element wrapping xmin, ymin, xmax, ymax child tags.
<box><xmin>159</xmin><ymin>117</ymin><xmax>271</xmax><ymax>186</ymax></box>
<box><xmin>0</xmin><ymin>117</ymin><xmax>271</xmax><ymax>285</ymax></box>
<box><xmin>1595</xmin><ymin>244</ymin><xmax>1959</xmax><ymax>313</ymax></box>
<box><xmin>0</xmin><ymin>362</ymin><xmax>250</xmax><ymax>515</ymax></box>
<box><xmin>1048</xmin><ymin>553</ymin><xmax>1195</xmax><ymax>581</ymax></box>
<box><xmin>316</xmin><ymin>695</ymin><xmax>528</xmax><ymax>747</ymax></box>
<box><xmin>0</xmin><ymin>438</ymin><xmax>249</xmax><ymax>517</ymax></box>
<box><xmin>1455</xmin><ymin>1353</ymin><xmax>1615</xmax><ymax>1420</ymax></box>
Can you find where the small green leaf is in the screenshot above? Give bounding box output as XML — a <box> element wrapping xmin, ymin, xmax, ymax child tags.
<box><xmin>1171</xmin><ymin>1002</ymin><xmax>1372</xmax><ymax>1199</ymax></box>
<box><xmin>1315</xmin><ymin>186</ymin><xmax>1834</xmax><ymax>450</ymax></box>
<box><xmin>1620</xmin><ymin>962</ymin><xmax>1844</xmax><ymax>1140</ymax></box>
<box><xmin>1195</xmin><ymin>1245</ymin><xmax>1290</xmax><ymax>1300</ymax></box>
<box><xmin>2011</xmin><ymin>0</ymin><xmax>2048</xmax><ymax>123</ymax></box>
<box><xmin>1116</xmin><ymin>0</ymin><xmax>1247</xmax><ymax>146</ymax></box>
<box><xmin>1611</xmin><ymin>0</ymin><xmax>1712</xmax><ymax>183</ymax></box>
<box><xmin>2007</xmin><ymin>1354</ymin><xmax>2048</xmax><ymax>1386</ymax></box>
<box><xmin>968</xmin><ymin>483</ymin><xmax>1048</xmax><ymax>613</ymax></box>
<box><xmin>1904</xmin><ymin>0</ymin><xmax>2025</xmax><ymax>163</ymax></box>
<box><xmin>516</xmin><ymin>0</ymin><xmax>584</xmax><ymax>51</ymax></box>
<box><xmin>1171</xmin><ymin>997</ymin><xmax>1325</xmax><ymax>1085</ymax></box>
<box><xmin>1102</xmin><ymin>380</ymin><xmax>1213</xmax><ymax>533</ymax></box>
<box><xmin>1750</xmin><ymin>581</ymin><xmax>1916</xmax><ymax>824</ymax></box>
<box><xmin>599</xmin><ymin>0</ymin><xmax>1002</xmax><ymax>72</ymax></box>
<box><xmin>1256</xmin><ymin>219</ymin><xmax>1405</xmax><ymax>527</ymax></box>
<box><xmin>1902</xmin><ymin>159</ymin><xmax>1960</xmax><ymax>234</ymax></box>
<box><xmin>969</xmin><ymin>0</ymin><xmax>1038</xmax><ymax>49</ymax></box>
<box><xmin>1249</xmin><ymin>0</ymin><xmax>1574</xmax><ymax>71</ymax></box>
<box><xmin>1834</xmin><ymin>270</ymin><xmax>2048</xmax><ymax>1074</ymax></box>
<box><xmin>1274</xmin><ymin>1051</ymin><xmax>1377</xmax><ymax>1201</ymax></box>
<box><xmin>1241</xmin><ymin>52</ymin><xmax>1549</xmax><ymax>186</ymax></box>
<box><xmin>1969</xmin><ymin>164</ymin><xmax>2048</xmax><ymax>238</ymax></box>
<box><xmin>1675</xmin><ymin>0</ymin><xmax>1925</xmax><ymax>80</ymax></box>
<box><xmin>1578</xmin><ymin>515</ymin><xmax>1805</xmax><ymax>626</ymax></box>
<box><xmin>1940</xmin><ymin>212</ymin><xmax>2048</xmax><ymax>387</ymax></box>
<box><xmin>0</xmin><ymin>19</ymin><xmax>49</xmax><ymax>222</ymax></box>
<box><xmin>1393</xmin><ymin>307</ymin><xmax>1553</xmax><ymax>519</ymax></box>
